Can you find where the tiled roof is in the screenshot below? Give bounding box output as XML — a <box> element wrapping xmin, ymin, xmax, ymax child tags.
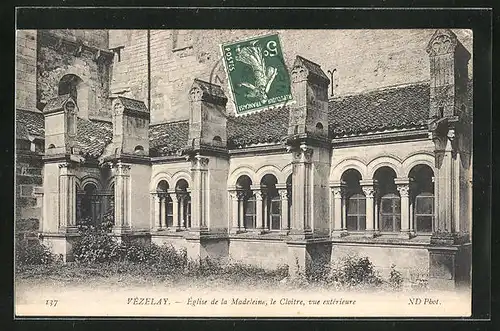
<box><xmin>148</xmin><ymin>83</ymin><xmax>434</xmax><ymax>154</ymax></box>
<box><xmin>149</xmin><ymin>121</ymin><xmax>189</xmax><ymax>156</ymax></box>
<box><xmin>15</xmin><ymin>109</ymin><xmax>112</xmax><ymax>158</ymax></box>
<box><xmin>117</xmin><ymin>96</ymin><xmax>148</xmax><ymax>113</ymax></box>
<box><xmin>227</xmin><ymin>107</ymin><xmax>290</xmax><ymax>148</ymax></box>
<box><xmin>75</xmin><ymin>118</ymin><xmax>113</xmax><ymax>158</ymax></box>
<box><xmin>44</xmin><ymin>94</ymin><xmax>72</xmax><ymax>113</ymax></box>
<box><xmin>295</xmin><ymin>56</ymin><xmax>329</xmax><ymax>81</ymax></box>
<box><xmin>15</xmin><ymin>81</ymin><xmax>473</xmax><ymax>157</ymax></box>
<box><xmin>329</xmin><ymin>83</ymin><xmax>430</xmax><ymax>135</ymax></box>
<box><xmin>16</xmin><ymin>110</ymin><xmax>44</xmax><ymax>140</ymax></box>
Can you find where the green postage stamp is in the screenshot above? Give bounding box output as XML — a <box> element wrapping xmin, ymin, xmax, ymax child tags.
<box><xmin>221</xmin><ymin>33</ymin><xmax>292</xmax><ymax>115</ymax></box>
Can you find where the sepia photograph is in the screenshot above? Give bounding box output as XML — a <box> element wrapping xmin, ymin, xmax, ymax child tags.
<box><xmin>14</xmin><ymin>12</ymin><xmax>480</xmax><ymax>317</ymax></box>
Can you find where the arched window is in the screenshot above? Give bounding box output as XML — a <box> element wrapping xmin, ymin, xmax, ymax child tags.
<box><xmin>58</xmin><ymin>74</ymin><xmax>82</xmax><ymax>101</ymax></box>
<box><xmin>134</xmin><ymin>145</ymin><xmax>145</xmax><ymax>154</ymax></box>
<box><xmin>342</xmin><ymin>169</ymin><xmax>366</xmax><ymax>231</ymax></box>
<box><xmin>212</xmin><ymin>136</ymin><xmax>222</xmax><ymax>146</ymax></box>
<box><xmin>410</xmin><ymin>165</ymin><xmax>435</xmax><ymax>233</ymax></box>
<box><xmin>155</xmin><ymin>180</ymin><xmax>173</xmax><ymax>229</ymax></box>
<box><xmin>316</xmin><ymin>122</ymin><xmax>324</xmax><ymax>131</ymax></box>
<box><xmin>236</xmin><ymin>175</ymin><xmax>254</xmax><ymax>229</ymax></box>
<box><xmin>80</xmin><ymin>183</ymin><xmax>99</xmax><ymax>226</ymax></box>
<box><xmin>58</xmin><ymin>74</ymin><xmax>88</xmax><ymax>118</ymax></box>
<box><xmin>261</xmin><ymin>174</ymin><xmax>280</xmax><ymax>230</ymax></box>
<box><xmin>374</xmin><ymin>167</ymin><xmax>400</xmax><ymax>232</ymax></box>
<box><xmin>175</xmin><ymin>179</ymin><xmax>191</xmax><ymax>229</ymax></box>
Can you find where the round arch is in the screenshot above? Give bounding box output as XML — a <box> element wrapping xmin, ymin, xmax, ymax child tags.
<box><xmin>171</xmin><ymin>170</ymin><xmax>192</xmax><ymax>188</ymax></box>
<box><xmin>256</xmin><ymin>165</ymin><xmax>284</xmax><ymax>184</ymax></box>
<box><xmin>281</xmin><ymin>163</ymin><xmax>293</xmax><ymax>182</ymax></box>
<box><xmin>150</xmin><ymin>171</ymin><xmax>174</xmax><ymax>192</ymax></box>
<box><xmin>367</xmin><ymin>156</ymin><xmax>403</xmax><ymax>179</ymax></box>
<box><xmin>402</xmin><ymin>153</ymin><xmax>436</xmax><ymax>177</ymax></box>
<box><xmin>79</xmin><ymin>175</ymin><xmax>102</xmax><ymax>191</ymax></box>
<box><xmin>330</xmin><ymin>158</ymin><xmax>368</xmax><ymax>182</ymax></box>
<box><xmin>228</xmin><ymin>166</ymin><xmax>257</xmax><ymax>186</ymax></box>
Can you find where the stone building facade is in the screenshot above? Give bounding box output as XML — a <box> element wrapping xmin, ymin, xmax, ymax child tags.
<box><xmin>15</xmin><ymin>29</ymin><xmax>473</xmax><ymax>289</ymax></box>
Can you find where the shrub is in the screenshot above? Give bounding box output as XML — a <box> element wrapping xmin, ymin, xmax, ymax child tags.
<box><xmin>329</xmin><ymin>255</ymin><xmax>383</xmax><ymax>288</ymax></box>
<box><xmin>388</xmin><ymin>264</ymin><xmax>404</xmax><ymax>290</ymax></box>
<box><xmin>124</xmin><ymin>242</ymin><xmax>187</xmax><ymax>274</ymax></box>
<box><xmin>185</xmin><ymin>256</ymin><xmax>223</xmax><ymax>277</ymax></box>
<box><xmin>72</xmin><ymin>230</ymin><xmax>122</xmax><ymax>264</ymax></box>
<box><xmin>15</xmin><ymin>238</ymin><xmax>55</xmax><ymax>266</ymax></box>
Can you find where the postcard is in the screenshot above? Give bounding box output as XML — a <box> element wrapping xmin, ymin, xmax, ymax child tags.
<box><xmin>15</xmin><ymin>24</ymin><xmax>474</xmax><ymax>317</ymax></box>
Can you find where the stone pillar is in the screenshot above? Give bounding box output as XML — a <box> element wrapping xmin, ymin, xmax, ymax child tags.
<box><xmin>289</xmin><ymin>144</ymin><xmax>313</xmax><ymax>238</ymax></box>
<box><xmin>331</xmin><ymin>184</ymin><xmax>346</xmax><ymax>237</ymax></box>
<box><xmin>361</xmin><ymin>184</ymin><xmax>376</xmax><ymax>235</ymax></box>
<box><xmin>113</xmin><ymin>162</ymin><xmax>131</xmax><ymax>234</ymax></box>
<box><xmin>279</xmin><ymin>188</ymin><xmax>289</xmax><ymax>233</ymax></box>
<box><xmin>396</xmin><ymin>178</ymin><xmax>411</xmax><ymax>238</ymax></box>
<box><xmin>168</xmin><ymin>189</ymin><xmax>179</xmax><ymax>230</ymax></box>
<box><xmin>152</xmin><ymin>193</ymin><xmax>161</xmax><ymax>230</ymax></box>
<box><xmin>58</xmin><ymin>162</ymin><xmax>77</xmax><ymax>232</ymax></box>
<box><xmin>251</xmin><ymin>187</ymin><xmax>263</xmax><ymax>232</ymax></box>
<box><xmin>190</xmin><ymin>154</ymin><xmax>209</xmax><ymax>231</ymax></box>
<box><xmin>179</xmin><ymin>194</ymin><xmax>186</xmax><ymax>228</ymax></box>
<box><xmin>237</xmin><ymin>191</ymin><xmax>246</xmax><ymax>231</ymax></box>
<box><xmin>229</xmin><ymin>191</ymin><xmax>240</xmax><ymax>233</ymax></box>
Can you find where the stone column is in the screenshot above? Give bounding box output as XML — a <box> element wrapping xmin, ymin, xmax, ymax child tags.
<box><xmin>113</xmin><ymin>162</ymin><xmax>131</xmax><ymax>234</ymax></box>
<box><xmin>396</xmin><ymin>178</ymin><xmax>411</xmax><ymax>238</ymax></box>
<box><xmin>190</xmin><ymin>154</ymin><xmax>209</xmax><ymax>231</ymax></box>
<box><xmin>237</xmin><ymin>191</ymin><xmax>246</xmax><ymax>231</ymax></box>
<box><xmin>152</xmin><ymin>193</ymin><xmax>161</xmax><ymax>230</ymax></box>
<box><xmin>229</xmin><ymin>191</ymin><xmax>240</xmax><ymax>233</ymax></box>
<box><xmin>58</xmin><ymin>162</ymin><xmax>77</xmax><ymax>232</ymax></box>
<box><xmin>179</xmin><ymin>194</ymin><xmax>186</xmax><ymax>228</ymax></box>
<box><xmin>262</xmin><ymin>190</ymin><xmax>269</xmax><ymax>230</ymax></box>
<box><xmin>362</xmin><ymin>185</ymin><xmax>375</xmax><ymax>233</ymax></box>
<box><xmin>253</xmin><ymin>188</ymin><xmax>265</xmax><ymax>232</ymax></box>
<box><xmin>374</xmin><ymin>195</ymin><xmax>380</xmax><ymax>234</ymax></box>
<box><xmin>289</xmin><ymin>144</ymin><xmax>313</xmax><ymax>238</ymax></box>
<box><xmin>331</xmin><ymin>184</ymin><xmax>346</xmax><ymax>237</ymax></box>
<box><xmin>168</xmin><ymin>189</ymin><xmax>179</xmax><ymax>230</ymax></box>
<box><xmin>279</xmin><ymin>188</ymin><xmax>289</xmax><ymax>233</ymax></box>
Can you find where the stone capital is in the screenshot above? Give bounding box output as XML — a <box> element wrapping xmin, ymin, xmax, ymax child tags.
<box><xmin>426</xmin><ymin>29</ymin><xmax>458</xmax><ymax>56</ymax></box>
<box><xmin>254</xmin><ymin>190</ymin><xmax>263</xmax><ymax>201</ymax></box>
<box><xmin>331</xmin><ymin>186</ymin><xmax>346</xmax><ymax>198</ymax></box>
<box><xmin>291</xmin><ymin>144</ymin><xmax>314</xmax><ymax>163</ymax></box>
<box><xmin>236</xmin><ymin>190</ymin><xmax>247</xmax><ymax>201</ymax></box>
<box><xmin>228</xmin><ymin>191</ymin><xmax>238</xmax><ymax>200</ymax></box>
<box><xmin>278</xmin><ymin>189</ymin><xmax>289</xmax><ymax>200</ymax></box>
<box><xmin>361</xmin><ymin>186</ymin><xmax>376</xmax><ymax>198</ymax></box>
<box><xmin>114</xmin><ymin>162</ymin><xmax>131</xmax><ymax>175</ymax></box>
<box><xmin>396</xmin><ymin>184</ymin><xmax>410</xmax><ymax>197</ymax></box>
<box><xmin>191</xmin><ymin>154</ymin><xmax>210</xmax><ymax>169</ymax></box>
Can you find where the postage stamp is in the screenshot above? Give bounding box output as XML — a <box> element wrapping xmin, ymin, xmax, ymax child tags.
<box><xmin>221</xmin><ymin>33</ymin><xmax>292</xmax><ymax>115</ymax></box>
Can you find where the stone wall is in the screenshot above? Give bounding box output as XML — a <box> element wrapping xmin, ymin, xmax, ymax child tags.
<box><xmin>228</xmin><ymin>238</ymin><xmax>289</xmax><ymax>268</ymax></box>
<box><xmin>37</xmin><ymin>30</ymin><xmax>112</xmax><ymax>120</ymax></box>
<box><xmin>330</xmin><ymin>243</ymin><xmax>430</xmax><ymax>280</ymax></box>
<box><xmin>16</xmin><ymin>153</ymin><xmax>43</xmax><ymax>220</ymax></box>
<box><xmin>16</xmin><ymin>30</ymin><xmax>37</xmax><ymax>110</ymax></box>
<box><xmin>44</xmin><ymin>30</ymin><xmax>109</xmax><ymax>49</ymax></box>
<box><xmin>109</xmin><ymin>29</ymin><xmax>472</xmax><ymax>124</ymax></box>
